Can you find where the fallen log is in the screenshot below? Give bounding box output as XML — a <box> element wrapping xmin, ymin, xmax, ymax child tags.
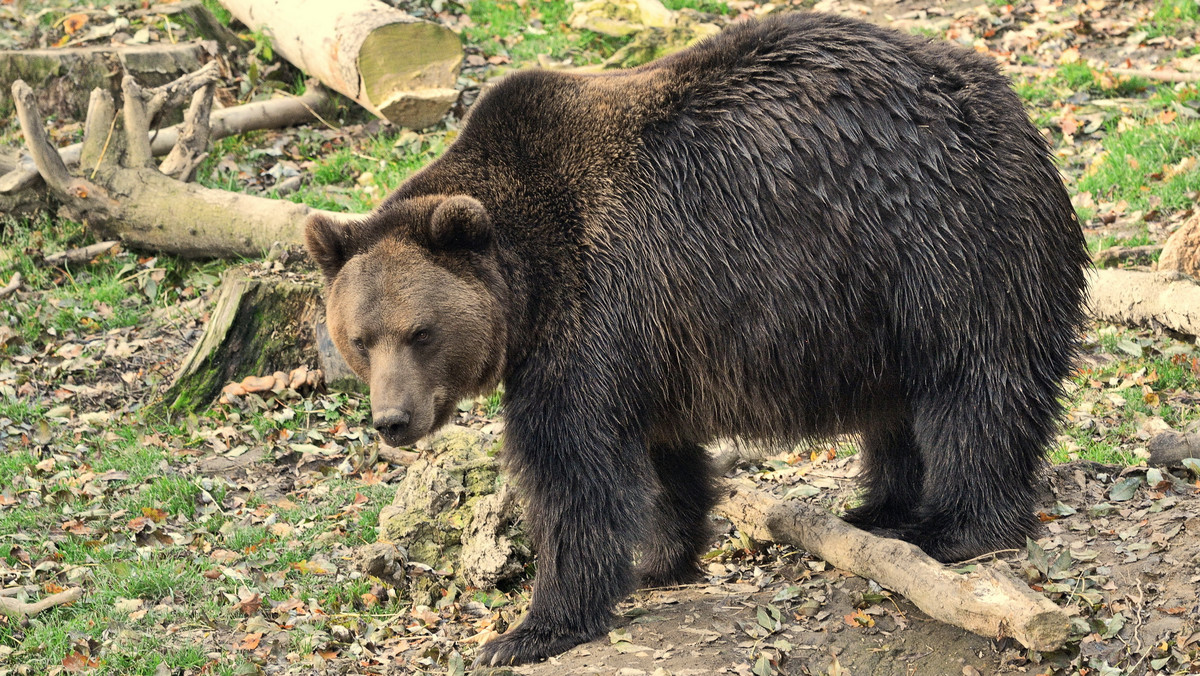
<box><xmin>1088</xmin><ymin>268</ymin><xmax>1200</xmax><ymax>337</ymax></box>
<box><xmin>10</xmin><ymin>67</ymin><xmax>349</xmax><ymax>258</ymax></box>
<box><xmin>715</xmin><ymin>484</ymin><xmax>1072</xmax><ymax>652</ymax></box>
<box><xmin>0</xmin><ymin>86</ymin><xmax>336</xmax><ymax>196</ymax></box>
<box><xmin>1146</xmin><ymin>431</ymin><xmax>1200</xmax><ymax>467</ymax></box>
<box><xmin>0</xmin><ymin>587</ymin><xmax>83</xmax><ymax>620</ymax></box>
<box><xmin>220</xmin><ymin>0</ymin><xmax>462</xmax><ymax>128</ymax></box>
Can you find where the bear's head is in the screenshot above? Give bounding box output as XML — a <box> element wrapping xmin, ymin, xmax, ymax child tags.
<box><xmin>304</xmin><ymin>195</ymin><xmax>506</xmax><ymax>447</ymax></box>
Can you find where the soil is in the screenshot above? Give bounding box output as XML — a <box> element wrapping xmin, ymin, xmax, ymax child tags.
<box><xmin>504</xmin><ymin>460</ymin><xmax>1200</xmax><ymax>676</ymax></box>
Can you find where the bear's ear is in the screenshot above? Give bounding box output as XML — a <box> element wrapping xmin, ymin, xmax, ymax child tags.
<box><xmin>427</xmin><ymin>196</ymin><xmax>492</xmax><ymax>251</ymax></box>
<box><xmin>305</xmin><ymin>213</ymin><xmax>360</xmax><ymax>280</ymax></box>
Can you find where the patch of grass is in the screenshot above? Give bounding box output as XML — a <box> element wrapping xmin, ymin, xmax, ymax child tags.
<box><xmin>1147</xmin><ymin>0</ymin><xmax>1200</xmax><ymax>37</ymax></box>
<box><xmin>662</xmin><ymin>0</ymin><xmax>735</xmax><ymax>15</ymax></box>
<box><xmin>462</xmin><ymin>0</ymin><xmax>631</xmax><ymax>65</ymax></box>
<box><xmin>1078</xmin><ymin>117</ymin><xmax>1200</xmax><ymax>212</ymax></box>
<box><xmin>201</xmin><ymin>0</ymin><xmax>233</xmax><ymax>26</ymax></box>
<box><xmin>1086</xmin><ymin>230</ymin><xmax>1154</xmax><ymax>253</ymax></box>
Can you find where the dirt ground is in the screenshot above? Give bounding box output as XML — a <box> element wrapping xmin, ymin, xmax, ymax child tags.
<box><xmin>507</xmin><ymin>460</ymin><xmax>1200</xmax><ymax>676</ymax></box>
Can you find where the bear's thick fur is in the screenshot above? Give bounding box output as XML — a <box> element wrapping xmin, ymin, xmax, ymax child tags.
<box><xmin>305</xmin><ymin>12</ymin><xmax>1090</xmax><ymax>666</ymax></box>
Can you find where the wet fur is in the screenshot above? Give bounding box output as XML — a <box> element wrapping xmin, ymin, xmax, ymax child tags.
<box><xmin>306</xmin><ymin>12</ymin><xmax>1090</xmax><ymax>667</ymax></box>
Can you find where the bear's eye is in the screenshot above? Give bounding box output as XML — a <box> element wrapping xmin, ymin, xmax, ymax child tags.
<box><xmin>352</xmin><ymin>338</ymin><xmax>367</xmax><ymax>354</ymax></box>
<box><xmin>412</xmin><ymin>329</ymin><xmax>431</xmax><ymax>345</ymax></box>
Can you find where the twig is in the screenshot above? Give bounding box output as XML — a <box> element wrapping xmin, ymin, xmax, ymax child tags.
<box><xmin>0</xmin><ymin>273</ymin><xmax>22</xmax><ymax>300</ymax></box>
<box><xmin>0</xmin><ymin>587</ymin><xmax>83</xmax><ymax>619</ymax></box>
<box><xmin>1006</xmin><ymin>64</ymin><xmax>1200</xmax><ymax>84</ymax></box>
<box><xmin>41</xmin><ymin>241</ymin><xmax>121</xmax><ymax>268</ymax></box>
<box><xmin>0</xmin><ymin>586</ymin><xmax>38</xmax><ymax>598</ymax></box>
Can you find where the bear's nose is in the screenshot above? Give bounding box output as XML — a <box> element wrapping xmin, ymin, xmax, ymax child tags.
<box><xmin>373</xmin><ymin>410</ymin><xmax>412</xmax><ymax>444</ymax></box>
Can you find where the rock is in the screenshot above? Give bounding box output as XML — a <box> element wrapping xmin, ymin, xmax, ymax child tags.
<box><xmin>357</xmin><ymin>541</ymin><xmax>407</xmax><ymax>586</ymax></box>
<box><xmin>376</xmin><ymin>425</ymin><xmax>527</xmax><ymax>586</ymax></box>
<box><xmin>1159</xmin><ymin>211</ymin><xmax>1200</xmax><ymax>278</ymax></box>
<box><xmin>461</xmin><ymin>484</ymin><xmax>527</xmax><ymax>588</ymax></box>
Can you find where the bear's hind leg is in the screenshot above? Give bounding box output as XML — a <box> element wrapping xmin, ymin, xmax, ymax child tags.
<box><xmin>637</xmin><ymin>442</ymin><xmax>718</xmax><ymax>588</ymax></box>
<box><xmin>903</xmin><ymin>373</ymin><xmax>1050</xmax><ymax>562</ymax></box>
<box><xmin>842</xmin><ymin>421</ymin><xmax>925</xmax><ymax>532</ymax></box>
<box><xmin>842</xmin><ymin>422</ymin><xmax>924</xmax><ymax>531</ymax></box>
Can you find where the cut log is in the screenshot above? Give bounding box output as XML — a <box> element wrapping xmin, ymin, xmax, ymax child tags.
<box><xmin>219</xmin><ymin>0</ymin><xmax>462</xmax><ymax>128</ymax></box>
<box><xmin>10</xmin><ymin>72</ymin><xmax>350</xmax><ymax>258</ymax></box>
<box><xmin>1088</xmin><ymin>268</ymin><xmax>1200</xmax><ymax>337</ymax></box>
<box><xmin>715</xmin><ymin>484</ymin><xmax>1072</xmax><ymax>652</ymax></box>
<box><xmin>0</xmin><ymin>86</ymin><xmax>337</xmax><ymax>196</ymax></box>
<box><xmin>0</xmin><ymin>42</ymin><xmax>213</xmax><ymax>121</ymax></box>
<box><xmin>163</xmin><ymin>266</ymin><xmax>358</xmax><ymax>412</ymax></box>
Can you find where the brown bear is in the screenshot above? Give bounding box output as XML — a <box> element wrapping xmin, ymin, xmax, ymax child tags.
<box><xmin>305</xmin><ymin>11</ymin><xmax>1090</xmax><ymax>667</ymax></box>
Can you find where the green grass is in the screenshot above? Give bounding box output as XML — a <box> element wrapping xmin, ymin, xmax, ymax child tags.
<box><xmin>461</xmin><ymin>0</ymin><xmax>631</xmax><ymax>65</ymax></box>
<box><xmin>1146</xmin><ymin>0</ymin><xmax>1200</xmax><ymax>37</ymax></box>
<box><xmin>1078</xmin><ymin>117</ymin><xmax>1200</xmax><ymax>212</ymax></box>
<box><xmin>662</xmin><ymin>0</ymin><xmax>735</xmax><ymax>14</ymax></box>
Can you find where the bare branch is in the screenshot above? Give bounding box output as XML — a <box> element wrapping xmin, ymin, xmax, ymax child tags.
<box><xmin>42</xmin><ymin>241</ymin><xmax>122</xmax><ymax>268</ymax></box>
<box><xmin>79</xmin><ymin>88</ymin><xmax>119</xmax><ymax>173</ymax></box>
<box><xmin>160</xmin><ymin>82</ymin><xmax>216</xmax><ymax>181</ymax></box>
<box><xmin>144</xmin><ymin>59</ymin><xmax>222</xmax><ymax>121</ymax></box>
<box><xmin>11</xmin><ymin>80</ymin><xmax>73</xmax><ymax>192</ymax></box>
<box><xmin>122</xmin><ymin>75</ymin><xmax>155</xmax><ymax>168</ymax></box>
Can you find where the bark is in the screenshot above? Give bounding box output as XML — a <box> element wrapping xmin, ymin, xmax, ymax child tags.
<box><xmin>10</xmin><ymin>70</ymin><xmax>349</xmax><ymax>258</ymax></box>
<box><xmin>1146</xmin><ymin>431</ymin><xmax>1200</xmax><ymax>467</ymax></box>
<box><xmin>219</xmin><ymin>0</ymin><xmax>462</xmax><ymax>128</ymax></box>
<box><xmin>1088</xmin><ymin>268</ymin><xmax>1200</xmax><ymax>337</ymax></box>
<box><xmin>0</xmin><ymin>86</ymin><xmax>337</xmax><ymax>196</ymax></box>
<box><xmin>0</xmin><ymin>42</ymin><xmax>213</xmax><ymax>121</ymax></box>
<box><xmin>163</xmin><ymin>266</ymin><xmax>358</xmax><ymax>412</ymax></box>
<box><xmin>715</xmin><ymin>484</ymin><xmax>1072</xmax><ymax>652</ymax></box>
<box><xmin>0</xmin><ymin>273</ymin><xmax>22</xmax><ymax>300</ymax></box>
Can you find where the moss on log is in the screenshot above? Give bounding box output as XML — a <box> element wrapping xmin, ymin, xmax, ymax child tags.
<box><xmin>165</xmin><ymin>268</ymin><xmax>321</xmax><ymax>411</ymax></box>
<box><xmin>163</xmin><ymin>266</ymin><xmax>363</xmax><ymax>412</ymax></box>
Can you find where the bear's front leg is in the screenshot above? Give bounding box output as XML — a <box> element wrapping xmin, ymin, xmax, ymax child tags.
<box><xmin>473</xmin><ymin>400</ymin><xmax>651</xmax><ymax>667</ymax></box>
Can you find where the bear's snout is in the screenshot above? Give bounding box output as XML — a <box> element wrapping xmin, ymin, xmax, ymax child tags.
<box><xmin>373</xmin><ymin>409</ymin><xmax>413</xmax><ymax>447</ymax></box>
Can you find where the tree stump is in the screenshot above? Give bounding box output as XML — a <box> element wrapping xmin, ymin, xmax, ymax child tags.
<box><xmin>163</xmin><ymin>265</ymin><xmax>360</xmax><ymax>412</ymax></box>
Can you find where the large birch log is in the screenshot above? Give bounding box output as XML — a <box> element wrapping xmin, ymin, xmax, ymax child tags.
<box><xmin>1088</xmin><ymin>268</ymin><xmax>1200</xmax><ymax>337</ymax></box>
<box><xmin>715</xmin><ymin>484</ymin><xmax>1072</xmax><ymax>652</ymax></box>
<box><xmin>219</xmin><ymin>0</ymin><xmax>462</xmax><ymax>129</ymax></box>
